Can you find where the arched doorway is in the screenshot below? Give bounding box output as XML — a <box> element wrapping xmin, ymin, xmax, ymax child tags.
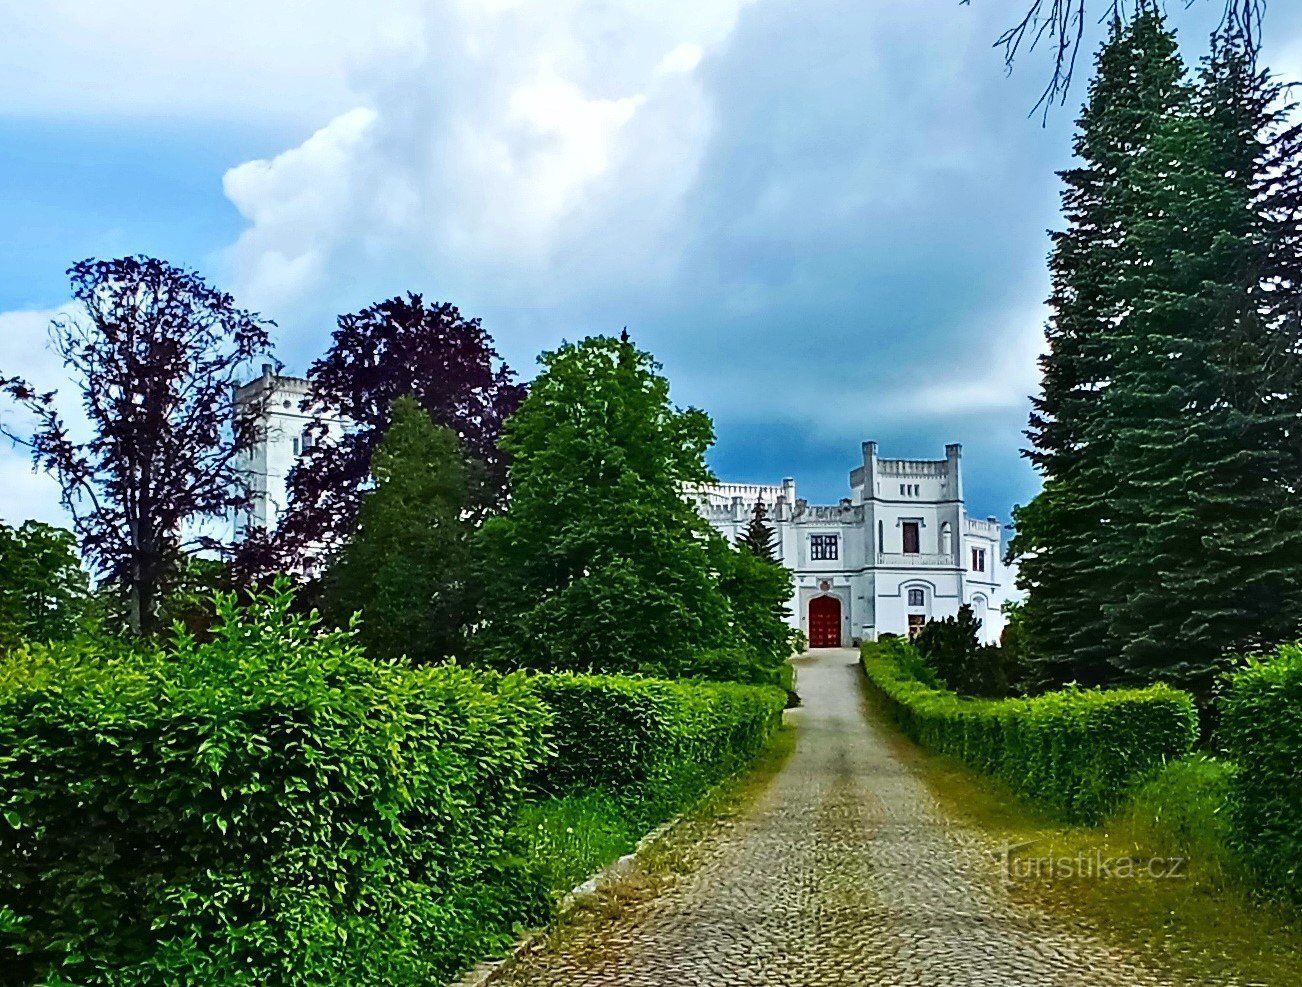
<box><xmin>808</xmin><ymin>595</ymin><xmax>842</xmax><ymax>648</ymax></box>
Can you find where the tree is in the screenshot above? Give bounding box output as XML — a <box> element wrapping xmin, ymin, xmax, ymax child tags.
<box><xmin>714</xmin><ymin>536</ymin><xmax>794</xmax><ymax>677</ymax></box>
<box><xmin>1099</xmin><ymin>27</ymin><xmax>1302</xmax><ymax>697</ymax></box>
<box><xmin>1011</xmin><ymin>9</ymin><xmax>1191</xmax><ymax>691</ymax></box>
<box><xmin>915</xmin><ymin>605</ymin><xmax>1010</xmax><ymax>697</ymax></box>
<box><xmin>321</xmin><ymin>397</ymin><xmax>472</xmax><ymax>663</ymax></box>
<box><xmin>738</xmin><ymin>499</ymin><xmax>778</xmax><ymax>562</ymax></box>
<box><xmin>278</xmin><ymin>294</ymin><xmax>524</xmax><ymax>563</ymax></box>
<box><xmin>0</xmin><ymin>520</ymin><xmax>88</xmax><ymax>648</ymax></box>
<box><xmin>475</xmin><ymin>334</ymin><xmax>734</xmax><ymax>677</ymax></box>
<box><xmin>983</xmin><ymin>0</ymin><xmax>1264</xmax><ymax>114</ymax></box>
<box><xmin>1</xmin><ymin>257</ymin><xmax>272</xmax><ymax>635</ymax></box>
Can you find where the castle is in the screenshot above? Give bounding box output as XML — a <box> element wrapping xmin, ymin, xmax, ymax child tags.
<box><xmin>235</xmin><ymin>368</ymin><xmax>1010</xmax><ymax>646</ymax></box>
<box><xmin>691</xmin><ymin>443</ymin><xmax>1009</xmax><ymax>646</ymax></box>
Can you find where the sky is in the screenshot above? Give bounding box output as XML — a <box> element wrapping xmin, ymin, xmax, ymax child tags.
<box><xmin>3</xmin><ymin>0</ymin><xmax>1302</xmax><ymax>529</ymax></box>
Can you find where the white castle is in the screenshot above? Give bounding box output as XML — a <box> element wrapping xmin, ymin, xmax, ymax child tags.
<box><xmin>236</xmin><ymin>369</ymin><xmax>1010</xmax><ymax>647</ymax></box>
<box><xmin>691</xmin><ymin>443</ymin><xmax>1009</xmax><ymax>647</ymax></box>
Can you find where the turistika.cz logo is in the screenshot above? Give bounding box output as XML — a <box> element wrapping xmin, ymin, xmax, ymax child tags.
<box><xmin>992</xmin><ymin>839</ymin><xmax>1188</xmax><ymax>884</ymax></box>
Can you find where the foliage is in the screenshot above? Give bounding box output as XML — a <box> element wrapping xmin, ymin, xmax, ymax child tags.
<box><xmin>714</xmin><ymin>535</ymin><xmax>794</xmax><ymax>678</ymax></box>
<box><xmin>0</xmin><ymin>582</ymin><xmax>551</xmax><ymax>985</ymax></box>
<box><xmin>1011</xmin><ymin>13</ymin><xmax>1302</xmax><ymax>700</ymax></box>
<box><xmin>321</xmin><ymin>397</ymin><xmax>473</xmax><ymax>662</ymax></box>
<box><xmin>737</xmin><ymin>499</ymin><xmax>777</xmax><ymax>562</ymax></box>
<box><xmin>0</xmin><ymin>520</ymin><xmax>88</xmax><ymax>649</ymax></box>
<box><xmin>476</xmin><ymin>335</ymin><xmax>736</xmax><ymax>677</ymax></box>
<box><xmin>276</xmin><ymin>294</ymin><xmax>525</xmax><ymax>565</ymax></box>
<box><xmin>0</xmin><ymin>256</ymin><xmax>273</xmax><ymax>635</ymax></box>
<box><xmin>914</xmin><ymin>604</ymin><xmax>1014</xmax><ymax>698</ymax></box>
<box><xmin>1110</xmin><ymin>755</ymin><xmax>1240</xmax><ymax>888</ymax></box>
<box><xmin>1011</xmin><ymin>10</ymin><xmax>1191</xmax><ymax>692</ymax></box>
<box><xmin>861</xmin><ymin>639</ymin><xmax>1198</xmax><ymax>823</ymax></box>
<box><xmin>1219</xmin><ymin>643</ymin><xmax>1302</xmax><ymax>902</ymax></box>
<box><xmin>527</xmin><ymin>672</ymin><xmax>785</xmax><ymax>829</ymax></box>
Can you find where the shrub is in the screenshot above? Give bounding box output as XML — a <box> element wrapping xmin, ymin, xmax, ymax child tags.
<box><xmin>0</xmin><ymin>585</ymin><xmax>550</xmax><ymax>986</ymax></box>
<box><xmin>862</xmin><ymin>640</ymin><xmax>1198</xmax><ymax>823</ymax></box>
<box><xmin>527</xmin><ymin>673</ymin><xmax>785</xmax><ymax>828</ymax></box>
<box><xmin>1220</xmin><ymin>643</ymin><xmax>1302</xmax><ymax>902</ymax></box>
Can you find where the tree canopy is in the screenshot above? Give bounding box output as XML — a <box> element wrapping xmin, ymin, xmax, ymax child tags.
<box><xmin>321</xmin><ymin>397</ymin><xmax>474</xmax><ymax>663</ymax></box>
<box><xmin>475</xmin><ymin>334</ymin><xmax>737</xmax><ymax>677</ymax></box>
<box><xmin>1</xmin><ymin>256</ymin><xmax>272</xmax><ymax>635</ymax></box>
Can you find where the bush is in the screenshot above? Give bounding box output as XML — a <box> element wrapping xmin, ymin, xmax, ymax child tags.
<box><xmin>1220</xmin><ymin>643</ymin><xmax>1302</xmax><ymax>902</ymax></box>
<box><xmin>862</xmin><ymin>639</ymin><xmax>1198</xmax><ymax>823</ymax></box>
<box><xmin>527</xmin><ymin>673</ymin><xmax>785</xmax><ymax>828</ymax></box>
<box><xmin>0</xmin><ymin>585</ymin><xmax>550</xmax><ymax>986</ymax></box>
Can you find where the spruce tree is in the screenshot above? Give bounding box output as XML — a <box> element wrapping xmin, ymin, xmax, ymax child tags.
<box><xmin>1011</xmin><ymin>7</ymin><xmax>1191</xmax><ymax>690</ymax></box>
<box><xmin>1103</xmin><ymin>28</ymin><xmax>1302</xmax><ymax>697</ymax></box>
<box><xmin>738</xmin><ymin>499</ymin><xmax>778</xmax><ymax>562</ymax></box>
<box><xmin>322</xmin><ymin>397</ymin><xmax>473</xmax><ymax>662</ymax></box>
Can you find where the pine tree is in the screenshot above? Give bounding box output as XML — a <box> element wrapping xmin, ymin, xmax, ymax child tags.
<box><xmin>1011</xmin><ymin>7</ymin><xmax>1191</xmax><ymax>690</ymax></box>
<box><xmin>322</xmin><ymin>396</ymin><xmax>473</xmax><ymax>662</ymax></box>
<box><xmin>738</xmin><ymin>499</ymin><xmax>778</xmax><ymax>562</ymax></box>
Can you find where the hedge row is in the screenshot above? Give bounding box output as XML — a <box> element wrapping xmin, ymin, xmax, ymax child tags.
<box><xmin>861</xmin><ymin>639</ymin><xmax>1198</xmax><ymax>823</ymax></box>
<box><xmin>528</xmin><ymin>673</ymin><xmax>787</xmax><ymax>826</ymax></box>
<box><xmin>1220</xmin><ymin>643</ymin><xmax>1302</xmax><ymax>902</ymax></box>
<box><xmin>0</xmin><ymin>592</ymin><xmax>551</xmax><ymax>986</ymax></box>
<box><xmin>0</xmin><ymin>589</ymin><xmax>787</xmax><ymax>985</ymax></box>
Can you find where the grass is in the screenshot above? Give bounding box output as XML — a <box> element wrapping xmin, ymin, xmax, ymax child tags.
<box><xmin>513</xmin><ymin>791</ymin><xmax>640</xmax><ymax>897</ymax></box>
<box><xmin>859</xmin><ymin>674</ymin><xmax>1301</xmax><ymax>987</ymax></box>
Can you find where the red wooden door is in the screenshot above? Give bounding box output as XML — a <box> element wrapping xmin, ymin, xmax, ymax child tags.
<box><xmin>808</xmin><ymin>595</ymin><xmax>842</xmax><ymax>648</ymax></box>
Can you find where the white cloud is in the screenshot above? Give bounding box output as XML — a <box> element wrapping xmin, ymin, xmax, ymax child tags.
<box><xmin>219</xmin><ymin>0</ymin><xmax>757</xmax><ymax>321</ymax></box>
<box><xmin>0</xmin><ymin>0</ymin><xmax>422</xmax><ymax>123</ymax></box>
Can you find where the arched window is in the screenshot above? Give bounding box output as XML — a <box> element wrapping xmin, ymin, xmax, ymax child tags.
<box><xmin>907</xmin><ymin>588</ymin><xmax>925</xmax><ymax>608</ymax></box>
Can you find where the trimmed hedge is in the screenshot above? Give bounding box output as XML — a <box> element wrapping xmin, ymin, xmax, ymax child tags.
<box><xmin>862</xmin><ymin>639</ymin><xmax>1197</xmax><ymax>823</ymax></box>
<box><xmin>0</xmin><ymin>590</ymin><xmax>550</xmax><ymax>986</ymax></box>
<box><xmin>1220</xmin><ymin>643</ymin><xmax>1302</xmax><ymax>901</ymax></box>
<box><xmin>527</xmin><ymin>673</ymin><xmax>786</xmax><ymax>825</ymax></box>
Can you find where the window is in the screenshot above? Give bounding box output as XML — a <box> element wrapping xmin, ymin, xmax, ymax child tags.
<box><xmin>810</xmin><ymin>534</ymin><xmax>839</xmax><ymax>560</ymax></box>
<box><xmin>971</xmin><ymin>548</ymin><xmax>987</xmax><ymax>573</ymax></box>
<box><xmin>907</xmin><ymin>588</ymin><xmax>925</xmax><ymax>608</ymax></box>
<box><xmin>292</xmin><ymin>437</ymin><xmax>301</xmax><ymax>456</ymax></box>
<box><xmin>899</xmin><ymin>483</ymin><xmax>919</xmax><ymax>497</ymax></box>
<box><xmin>902</xmin><ymin>521</ymin><xmax>920</xmax><ymax>554</ymax></box>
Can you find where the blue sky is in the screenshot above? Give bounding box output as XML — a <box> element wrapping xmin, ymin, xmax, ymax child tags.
<box><xmin>3</xmin><ymin>0</ymin><xmax>1302</xmax><ymax>528</ymax></box>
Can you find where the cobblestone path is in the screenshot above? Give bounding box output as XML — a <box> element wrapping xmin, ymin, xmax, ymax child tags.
<box><xmin>494</xmin><ymin>649</ymin><xmax>1202</xmax><ymax>986</ymax></box>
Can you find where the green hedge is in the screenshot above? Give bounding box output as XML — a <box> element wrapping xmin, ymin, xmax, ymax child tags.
<box><xmin>862</xmin><ymin>639</ymin><xmax>1197</xmax><ymax>823</ymax></box>
<box><xmin>1220</xmin><ymin>643</ymin><xmax>1302</xmax><ymax>901</ymax></box>
<box><xmin>527</xmin><ymin>673</ymin><xmax>786</xmax><ymax>826</ymax></box>
<box><xmin>0</xmin><ymin>590</ymin><xmax>550</xmax><ymax>986</ymax></box>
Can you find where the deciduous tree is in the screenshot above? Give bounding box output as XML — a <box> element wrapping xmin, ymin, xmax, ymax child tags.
<box><xmin>0</xmin><ymin>520</ymin><xmax>88</xmax><ymax>648</ymax></box>
<box><xmin>279</xmin><ymin>294</ymin><xmax>524</xmax><ymax>563</ymax></box>
<box><xmin>475</xmin><ymin>334</ymin><xmax>734</xmax><ymax>677</ymax></box>
<box><xmin>1</xmin><ymin>257</ymin><xmax>272</xmax><ymax>635</ymax></box>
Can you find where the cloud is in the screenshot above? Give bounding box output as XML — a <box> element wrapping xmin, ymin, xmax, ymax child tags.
<box><xmin>0</xmin><ymin>0</ymin><xmax>421</xmax><ymax>123</ymax></box>
<box><xmin>220</xmin><ymin>0</ymin><xmax>757</xmax><ymax>324</ymax></box>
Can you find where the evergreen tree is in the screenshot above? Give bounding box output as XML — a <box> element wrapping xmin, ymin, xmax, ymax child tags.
<box><xmin>715</xmin><ymin>535</ymin><xmax>794</xmax><ymax>676</ymax></box>
<box><xmin>1011</xmin><ymin>7</ymin><xmax>1191</xmax><ymax>691</ymax></box>
<box><xmin>475</xmin><ymin>335</ymin><xmax>735</xmax><ymax>677</ymax></box>
<box><xmin>1102</xmin><ymin>28</ymin><xmax>1302</xmax><ymax>697</ymax></box>
<box><xmin>322</xmin><ymin>397</ymin><xmax>472</xmax><ymax>662</ymax></box>
<box><xmin>738</xmin><ymin>499</ymin><xmax>778</xmax><ymax>562</ymax></box>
